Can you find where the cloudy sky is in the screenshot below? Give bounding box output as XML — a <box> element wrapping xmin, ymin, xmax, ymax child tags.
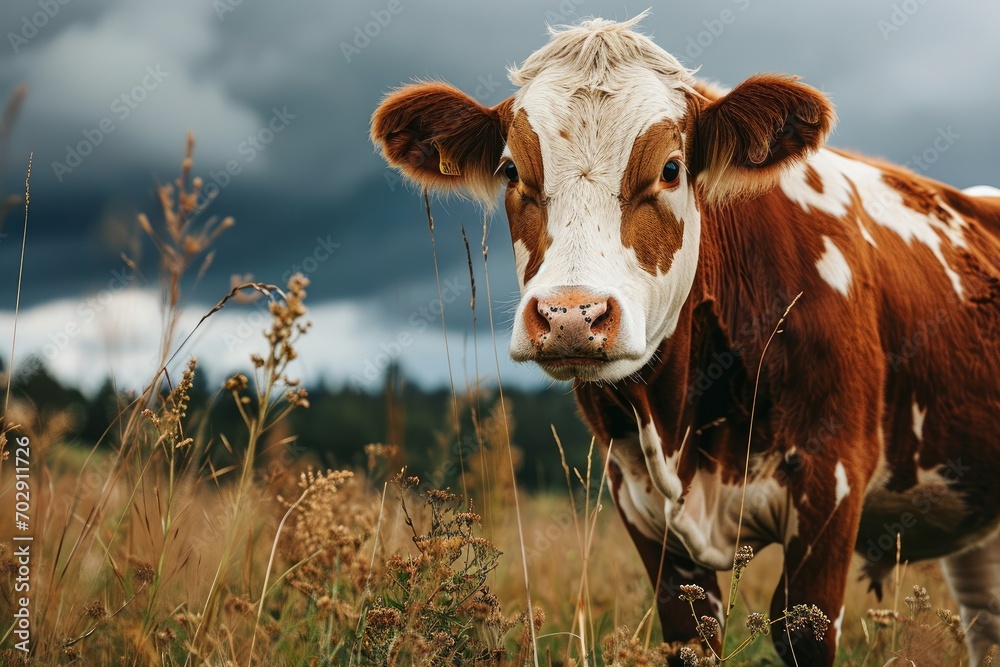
<box><xmin>0</xmin><ymin>0</ymin><xmax>997</xmax><ymax>394</ymax></box>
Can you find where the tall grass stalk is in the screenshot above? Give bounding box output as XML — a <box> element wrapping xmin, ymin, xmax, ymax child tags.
<box><xmin>480</xmin><ymin>209</ymin><xmax>539</xmax><ymax>666</ymax></box>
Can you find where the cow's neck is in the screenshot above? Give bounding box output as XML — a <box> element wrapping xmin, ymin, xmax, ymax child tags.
<box><xmin>574</xmin><ymin>184</ymin><xmax>800</xmax><ymax>567</ymax></box>
<box><xmin>599</xmin><ymin>186</ymin><xmax>790</xmax><ymax>461</ymax></box>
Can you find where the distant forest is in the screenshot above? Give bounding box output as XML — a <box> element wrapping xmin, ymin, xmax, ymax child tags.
<box><xmin>4</xmin><ymin>357</ymin><xmax>595</xmax><ymax>491</ymax></box>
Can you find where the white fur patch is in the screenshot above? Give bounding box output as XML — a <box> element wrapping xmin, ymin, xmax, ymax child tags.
<box><xmin>512</xmin><ymin>239</ymin><xmax>530</xmax><ymax>291</ymax></box>
<box><xmin>780</xmin><ymin>151</ymin><xmax>853</xmax><ymax>218</ymax></box>
<box><xmin>834</xmin><ymin>461</ymin><xmax>850</xmax><ymax>507</ymax></box>
<box><xmin>782</xmin><ymin>150</ymin><xmax>968</xmax><ymax>298</ymax></box>
<box><xmin>816</xmin><ymin>235</ymin><xmax>852</xmax><ymax>297</ymax></box>
<box><xmin>860</xmin><ymin>223</ymin><xmax>877</xmax><ymax>247</ymax></box>
<box><xmin>822</xmin><ymin>151</ymin><xmax>967</xmax><ymax>298</ymax></box>
<box><xmin>833</xmin><ymin>605</ymin><xmax>845</xmax><ymax>644</ymax></box>
<box><xmin>912</xmin><ymin>400</ymin><xmax>927</xmax><ymax>442</ymax></box>
<box><xmin>942</xmin><ymin>533</ymin><xmax>1000</xmax><ymax>664</ymax></box>
<box><xmin>962</xmin><ymin>185</ymin><xmax>1000</xmax><ymax>198</ymax></box>
<box><xmin>634</xmin><ymin>411</ymin><xmax>684</xmax><ymax>502</ymax></box>
<box><xmin>504</xmin><ymin>19</ymin><xmax>704</xmax><ymax>382</ymax></box>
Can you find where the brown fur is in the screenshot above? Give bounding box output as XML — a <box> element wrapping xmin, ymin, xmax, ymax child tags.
<box><xmin>504</xmin><ymin>110</ymin><xmax>551</xmax><ymax>284</ymax></box>
<box><xmin>693</xmin><ymin>74</ymin><xmax>836</xmax><ymax>205</ymax></box>
<box><xmin>370</xmin><ymin>82</ymin><xmax>512</xmax><ymax>203</ymax></box>
<box><xmin>371</xmin><ymin>31</ymin><xmax>1000</xmax><ymax>667</ymax></box>
<box><xmin>620</xmin><ymin>120</ymin><xmax>686</xmax><ymax>275</ymax></box>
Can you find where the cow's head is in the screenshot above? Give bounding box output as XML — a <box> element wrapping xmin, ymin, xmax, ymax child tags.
<box><xmin>371</xmin><ymin>16</ymin><xmax>834</xmax><ymax>383</ymax></box>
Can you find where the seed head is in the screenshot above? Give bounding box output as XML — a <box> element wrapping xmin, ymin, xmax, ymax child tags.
<box><xmin>867</xmin><ymin>608</ymin><xmax>898</xmax><ymax>628</ymax></box>
<box><xmin>678</xmin><ymin>646</ymin><xmax>700</xmax><ymax>667</ymax></box>
<box><xmin>697</xmin><ymin>615</ymin><xmax>720</xmax><ymax>640</ymax></box>
<box><xmin>83</xmin><ymin>602</ymin><xmax>107</xmax><ymax>620</ymax></box>
<box><xmin>733</xmin><ymin>545</ymin><xmax>754</xmax><ymax>579</ymax></box>
<box><xmin>937</xmin><ymin>608</ymin><xmax>966</xmax><ymax>641</ymax></box>
<box><xmin>679</xmin><ymin>584</ymin><xmax>707</xmax><ymax>602</ymax></box>
<box><xmin>224</xmin><ymin>373</ymin><xmax>248</xmax><ymax>392</ymax></box>
<box><xmin>904</xmin><ymin>584</ymin><xmax>932</xmax><ymax>614</ymax></box>
<box><xmin>746</xmin><ymin>611</ymin><xmax>770</xmax><ymax>636</ymax></box>
<box><xmin>128</xmin><ymin>557</ymin><xmax>155</xmax><ymax>586</ymax></box>
<box><xmin>785</xmin><ymin>603</ymin><xmax>830</xmax><ymax>641</ymax></box>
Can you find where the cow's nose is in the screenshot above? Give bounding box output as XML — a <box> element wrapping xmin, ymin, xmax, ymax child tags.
<box><xmin>522</xmin><ymin>288</ymin><xmax>619</xmax><ymax>358</ymax></box>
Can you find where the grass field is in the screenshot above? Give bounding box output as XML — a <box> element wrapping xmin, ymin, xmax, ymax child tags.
<box><xmin>0</xmin><ymin>433</ymin><xmax>975</xmax><ymax>666</ymax></box>
<box><xmin>0</xmin><ymin>136</ymin><xmax>982</xmax><ymax>666</ymax></box>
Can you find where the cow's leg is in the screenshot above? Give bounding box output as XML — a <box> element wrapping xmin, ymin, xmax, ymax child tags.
<box><xmin>608</xmin><ymin>458</ymin><xmax>722</xmax><ymax>662</ymax></box>
<box><xmin>625</xmin><ymin>520</ymin><xmax>723</xmax><ymax>660</ymax></box>
<box><xmin>768</xmin><ymin>477</ymin><xmax>864</xmax><ymax>666</ymax></box>
<box><xmin>942</xmin><ymin>533</ymin><xmax>1000</xmax><ymax>664</ymax></box>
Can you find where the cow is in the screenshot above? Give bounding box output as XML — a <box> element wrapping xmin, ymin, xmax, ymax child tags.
<box><xmin>370</xmin><ymin>15</ymin><xmax>1000</xmax><ymax>665</ymax></box>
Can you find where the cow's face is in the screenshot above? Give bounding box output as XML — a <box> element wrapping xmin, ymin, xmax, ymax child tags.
<box><xmin>372</xmin><ymin>18</ymin><xmax>833</xmax><ymax>383</ymax></box>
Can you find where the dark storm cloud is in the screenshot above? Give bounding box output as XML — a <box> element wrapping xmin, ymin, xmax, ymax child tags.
<box><xmin>0</xmin><ymin>0</ymin><xmax>997</xmax><ymax>386</ymax></box>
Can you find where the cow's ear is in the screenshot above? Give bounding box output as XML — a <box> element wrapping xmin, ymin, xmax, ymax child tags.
<box><xmin>371</xmin><ymin>82</ymin><xmax>513</xmax><ymax>205</ymax></box>
<box><xmin>692</xmin><ymin>74</ymin><xmax>835</xmax><ymax>206</ymax></box>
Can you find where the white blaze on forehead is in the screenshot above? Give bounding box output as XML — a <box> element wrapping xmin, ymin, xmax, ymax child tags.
<box><xmin>834</xmin><ymin>461</ymin><xmax>850</xmax><ymax>507</ymax></box>
<box><xmin>816</xmin><ymin>235</ymin><xmax>852</xmax><ymax>297</ymax></box>
<box><xmin>503</xmin><ymin>17</ymin><xmax>704</xmax><ymax>379</ymax></box>
<box><xmin>508</xmin><ymin>19</ymin><xmax>693</xmax><ymax>199</ymax></box>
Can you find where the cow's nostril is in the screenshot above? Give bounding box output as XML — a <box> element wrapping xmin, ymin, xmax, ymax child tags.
<box><xmin>589</xmin><ymin>298</ymin><xmax>614</xmax><ymax>336</ymax></box>
<box><xmin>523</xmin><ymin>296</ymin><xmax>551</xmax><ymax>344</ymax></box>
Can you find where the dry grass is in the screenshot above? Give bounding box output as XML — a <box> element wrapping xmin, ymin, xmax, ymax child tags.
<box><xmin>0</xmin><ymin>133</ymin><xmax>985</xmax><ymax>667</ymax></box>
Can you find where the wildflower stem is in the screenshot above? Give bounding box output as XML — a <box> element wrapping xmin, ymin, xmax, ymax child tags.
<box><xmin>248</xmin><ymin>482</ymin><xmax>313</xmax><ymax>666</ymax></box>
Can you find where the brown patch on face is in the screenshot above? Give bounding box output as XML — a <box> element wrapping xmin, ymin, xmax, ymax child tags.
<box><xmin>620</xmin><ymin>120</ymin><xmax>686</xmax><ymax>275</ymax></box>
<box><xmin>504</xmin><ymin>109</ymin><xmax>551</xmax><ymax>283</ymax></box>
<box><xmin>804</xmin><ymin>163</ymin><xmax>824</xmax><ymax>193</ymax></box>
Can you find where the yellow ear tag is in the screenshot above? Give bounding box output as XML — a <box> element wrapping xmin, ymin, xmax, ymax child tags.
<box><xmin>433</xmin><ymin>141</ymin><xmax>461</xmax><ymax>176</ymax></box>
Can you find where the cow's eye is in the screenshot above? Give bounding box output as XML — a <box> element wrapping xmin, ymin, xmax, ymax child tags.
<box><xmin>503</xmin><ymin>161</ymin><xmax>519</xmax><ymax>183</ymax></box>
<box><xmin>661</xmin><ymin>160</ymin><xmax>681</xmax><ymax>184</ymax></box>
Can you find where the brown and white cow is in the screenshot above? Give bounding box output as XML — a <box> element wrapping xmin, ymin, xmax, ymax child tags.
<box><xmin>371</xmin><ymin>16</ymin><xmax>1000</xmax><ymax>665</ymax></box>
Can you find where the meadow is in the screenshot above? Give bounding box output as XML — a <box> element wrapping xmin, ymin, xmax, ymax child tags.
<box><xmin>0</xmin><ymin>136</ymin><xmax>984</xmax><ymax>666</ymax></box>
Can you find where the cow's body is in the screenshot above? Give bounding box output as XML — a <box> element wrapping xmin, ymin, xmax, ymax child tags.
<box><xmin>578</xmin><ymin>142</ymin><xmax>1000</xmax><ymax>662</ymax></box>
<box><xmin>371</xmin><ymin>16</ymin><xmax>1000</xmax><ymax>665</ymax></box>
